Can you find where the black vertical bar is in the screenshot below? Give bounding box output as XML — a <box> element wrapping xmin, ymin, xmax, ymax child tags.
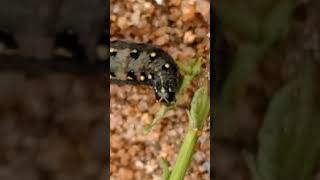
<box><xmin>104</xmin><ymin>0</ymin><xmax>110</xmax><ymax>178</ymax></box>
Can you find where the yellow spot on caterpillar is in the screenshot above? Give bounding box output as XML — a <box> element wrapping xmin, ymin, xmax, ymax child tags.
<box><xmin>150</xmin><ymin>52</ymin><xmax>157</xmax><ymax>57</ymax></box>
<box><xmin>164</xmin><ymin>63</ymin><xmax>170</xmax><ymax>69</ymax></box>
<box><xmin>148</xmin><ymin>74</ymin><xmax>153</xmax><ymax>80</ymax></box>
<box><xmin>140</xmin><ymin>75</ymin><xmax>145</xmax><ymax>81</ymax></box>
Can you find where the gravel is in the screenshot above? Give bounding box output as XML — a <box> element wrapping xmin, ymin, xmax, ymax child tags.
<box><xmin>110</xmin><ymin>0</ymin><xmax>210</xmax><ymax>179</ymax></box>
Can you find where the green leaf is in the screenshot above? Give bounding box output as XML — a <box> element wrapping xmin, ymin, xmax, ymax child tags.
<box><xmin>177</xmin><ymin>59</ymin><xmax>202</xmax><ymax>76</ymax></box>
<box><xmin>144</xmin><ymin>104</ymin><xmax>172</xmax><ymax>134</ymax></box>
<box><xmin>190</xmin><ymin>81</ymin><xmax>210</xmax><ymax>129</ymax></box>
<box><xmin>177</xmin><ymin>59</ymin><xmax>203</xmax><ymax>92</ymax></box>
<box><xmin>179</xmin><ymin>75</ymin><xmax>193</xmax><ymax>93</ymax></box>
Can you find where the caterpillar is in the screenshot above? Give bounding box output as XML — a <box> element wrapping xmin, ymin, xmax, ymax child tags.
<box><xmin>110</xmin><ymin>40</ymin><xmax>182</xmax><ymax>104</ymax></box>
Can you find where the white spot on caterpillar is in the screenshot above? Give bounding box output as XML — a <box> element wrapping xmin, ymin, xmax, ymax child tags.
<box><xmin>131</xmin><ymin>49</ymin><xmax>138</xmax><ymax>53</ymax></box>
<box><xmin>161</xmin><ymin>87</ymin><xmax>165</xmax><ymax>93</ymax></box>
<box><xmin>110</xmin><ymin>48</ymin><xmax>117</xmax><ymax>53</ymax></box>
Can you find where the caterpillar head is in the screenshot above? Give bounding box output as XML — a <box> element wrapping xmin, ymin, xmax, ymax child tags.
<box><xmin>153</xmin><ymin>72</ymin><xmax>182</xmax><ymax>104</ymax></box>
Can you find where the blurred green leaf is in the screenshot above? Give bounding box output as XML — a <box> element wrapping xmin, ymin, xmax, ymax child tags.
<box><xmin>257</xmin><ymin>63</ymin><xmax>320</xmax><ymax>180</ymax></box>
<box><xmin>256</xmin><ymin>79</ymin><xmax>299</xmax><ymax>180</ymax></box>
<box><xmin>261</xmin><ymin>0</ymin><xmax>294</xmax><ymax>45</ymax></box>
<box><xmin>217</xmin><ymin>43</ymin><xmax>266</xmax><ymax>137</ymax></box>
<box><xmin>215</xmin><ymin>0</ymin><xmax>295</xmax><ymax>140</ymax></box>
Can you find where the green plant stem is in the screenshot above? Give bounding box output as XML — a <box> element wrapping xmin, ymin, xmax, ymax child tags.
<box><xmin>161</xmin><ymin>81</ymin><xmax>209</xmax><ymax>179</ymax></box>
<box><xmin>169</xmin><ymin>128</ymin><xmax>199</xmax><ymax>180</ymax></box>
<box><xmin>161</xmin><ymin>157</ymin><xmax>171</xmax><ymax>180</ymax></box>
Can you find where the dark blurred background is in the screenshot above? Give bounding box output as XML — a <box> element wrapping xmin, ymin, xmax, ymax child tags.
<box><xmin>0</xmin><ymin>0</ymin><xmax>108</xmax><ymax>180</ymax></box>
<box><xmin>213</xmin><ymin>0</ymin><xmax>320</xmax><ymax>180</ymax></box>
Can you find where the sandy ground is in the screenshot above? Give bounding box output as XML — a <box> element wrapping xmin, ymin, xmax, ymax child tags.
<box><xmin>110</xmin><ymin>0</ymin><xmax>210</xmax><ymax>179</ymax></box>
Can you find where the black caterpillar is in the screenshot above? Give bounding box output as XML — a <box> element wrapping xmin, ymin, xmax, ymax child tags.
<box><xmin>110</xmin><ymin>40</ymin><xmax>182</xmax><ymax>104</ymax></box>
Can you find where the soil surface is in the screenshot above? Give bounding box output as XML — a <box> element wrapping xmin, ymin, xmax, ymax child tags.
<box><xmin>110</xmin><ymin>0</ymin><xmax>210</xmax><ymax>179</ymax></box>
